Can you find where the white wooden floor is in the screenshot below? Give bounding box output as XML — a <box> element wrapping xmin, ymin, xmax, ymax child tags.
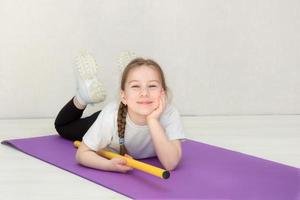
<box><xmin>1</xmin><ymin>115</ymin><xmax>299</xmax><ymax>200</ymax></box>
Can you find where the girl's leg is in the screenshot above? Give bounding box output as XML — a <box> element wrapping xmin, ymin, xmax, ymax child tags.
<box><xmin>54</xmin><ymin>97</ymin><xmax>101</xmax><ymax>141</ymax></box>
<box><xmin>55</xmin><ymin>52</ymin><xmax>106</xmax><ymax>141</ymax></box>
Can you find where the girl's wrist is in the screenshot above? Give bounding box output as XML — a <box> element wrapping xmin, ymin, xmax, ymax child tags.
<box><xmin>101</xmin><ymin>157</ymin><xmax>114</xmax><ymax>171</ymax></box>
<box><xmin>146</xmin><ymin>117</ymin><xmax>158</xmax><ymax>124</ymax></box>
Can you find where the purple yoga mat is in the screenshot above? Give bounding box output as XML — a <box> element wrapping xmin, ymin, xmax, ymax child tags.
<box><xmin>2</xmin><ymin>135</ymin><xmax>300</xmax><ymax>199</ymax></box>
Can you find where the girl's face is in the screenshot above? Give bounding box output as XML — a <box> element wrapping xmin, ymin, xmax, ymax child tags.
<box><xmin>121</xmin><ymin>65</ymin><xmax>163</xmax><ymax>118</ymax></box>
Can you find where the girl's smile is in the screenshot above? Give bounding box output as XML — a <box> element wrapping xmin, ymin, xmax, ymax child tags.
<box><xmin>137</xmin><ymin>101</ymin><xmax>153</xmax><ymax>104</ymax></box>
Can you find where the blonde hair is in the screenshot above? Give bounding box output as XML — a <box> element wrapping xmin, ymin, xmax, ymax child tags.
<box><xmin>117</xmin><ymin>57</ymin><xmax>168</xmax><ymax>155</ymax></box>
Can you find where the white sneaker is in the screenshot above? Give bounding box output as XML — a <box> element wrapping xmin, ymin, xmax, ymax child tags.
<box><xmin>118</xmin><ymin>51</ymin><xmax>137</xmax><ymax>72</ymax></box>
<box><xmin>74</xmin><ymin>51</ymin><xmax>106</xmax><ymax>105</ymax></box>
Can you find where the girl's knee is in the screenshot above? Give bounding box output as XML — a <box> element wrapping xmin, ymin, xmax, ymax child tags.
<box><xmin>54</xmin><ymin>125</ymin><xmax>68</xmax><ymax>139</ymax></box>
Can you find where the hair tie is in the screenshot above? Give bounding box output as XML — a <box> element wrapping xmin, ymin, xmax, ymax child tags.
<box><xmin>119</xmin><ymin>137</ymin><xmax>125</xmax><ymax>145</ymax></box>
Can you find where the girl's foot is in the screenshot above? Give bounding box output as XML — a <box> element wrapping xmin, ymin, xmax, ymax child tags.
<box><xmin>118</xmin><ymin>51</ymin><xmax>137</xmax><ymax>72</ymax></box>
<box><xmin>74</xmin><ymin>51</ymin><xmax>106</xmax><ymax>105</ymax></box>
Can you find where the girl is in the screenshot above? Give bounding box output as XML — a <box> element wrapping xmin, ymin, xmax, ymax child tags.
<box><xmin>54</xmin><ymin>54</ymin><xmax>185</xmax><ymax>172</ymax></box>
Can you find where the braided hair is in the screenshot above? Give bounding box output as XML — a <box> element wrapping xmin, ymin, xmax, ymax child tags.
<box><xmin>117</xmin><ymin>57</ymin><xmax>168</xmax><ymax>155</ymax></box>
<box><xmin>117</xmin><ymin>102</ymin><xmax>128</xmax><ymax>155</ymax></box>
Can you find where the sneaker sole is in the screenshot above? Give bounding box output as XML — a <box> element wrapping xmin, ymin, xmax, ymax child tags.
<box><xmin>76</xmin><ymin>53</ymin><xmax>106</xmax><ymax>103</ymax></box>
<box><xmin>118</xmin><ymin>51</ymin><xmax>137</xmax><ymax>72</ymax></box>
<box><xmin>76</xmin><ymin>53</ymin><xmax>100</xmax><ymax>80</ymax></box>
<box><xmin>89</xmin><ymin>81</ymin><xmax>106</xmax><ymax>102</ymax></box>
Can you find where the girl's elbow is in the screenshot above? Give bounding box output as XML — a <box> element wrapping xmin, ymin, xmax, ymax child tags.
<box><xmin>164</xmin><ymin>160</ymin><xmax>179</xmax><ymax>171</ymax></box>
<box><xmin>75</xmin><ymin>150</ymin><xmax>83</xmax><ymax>164</ymax></box>
<box><xmin>75</xmin><ymin>142</ymin><xmax>90</xmax><ymax>164</ymax></box>
<box><xmin>165</xmin><ymin>164</ymin><xmax>177</xmax><ymax>171</ymax></box>
<box><xmin>164</xmin><ymin>157</ymin><xmax>181</xmax><ymax>171</ymax></box>
<box><xmin>163</xmin><ymin>151</ymin><xmax>182</xmax><ymax>170</ymax></box>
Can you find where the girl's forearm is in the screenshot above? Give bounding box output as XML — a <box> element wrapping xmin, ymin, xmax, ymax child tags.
<box><xmin>147</xmin><ymin>119</ymin><xmax>181</xmax><ymax>170</ymax></box>
<box><xmin>76</xmin><ymin>149</ymin><xmax>111</xmax><ymax>171</ymax></box>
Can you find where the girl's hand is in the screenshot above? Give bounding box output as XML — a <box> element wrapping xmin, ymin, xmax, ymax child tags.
<box><xmin>146</xmin><ymin>89</ymin><xmax>166</xmax><ymax>122</ymax></box>
<box><xmin>109</xmin><ymin>157</ymin><xmax>133</xmax><ymax>173</ymax></box>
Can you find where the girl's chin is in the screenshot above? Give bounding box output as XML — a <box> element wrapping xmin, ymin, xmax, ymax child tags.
<box><xmin>137</xmin><ymin>110</ymin><xmax>152</xmax><ymax>116</ymax></box>
<box><xmin>135</xmin><ymin>108</ymin><xmax>155</xmax><ymax>116</ymax></box>
<box><xmin>128</xmin><ymin>105</ymin><xmax>156</xmax><ymax>116</ymax></box>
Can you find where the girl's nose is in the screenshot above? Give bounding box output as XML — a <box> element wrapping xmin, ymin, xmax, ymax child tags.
<box><xmin>140</xmin><ymin>87</ymin><xmax>149</xmax><ymax>96</ymax></box>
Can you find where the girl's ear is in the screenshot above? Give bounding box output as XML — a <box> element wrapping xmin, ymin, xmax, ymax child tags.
<box><xmin>120</xmin><ymin>90</ymin><xmax>127</xmax><ymax>105</ymax></box>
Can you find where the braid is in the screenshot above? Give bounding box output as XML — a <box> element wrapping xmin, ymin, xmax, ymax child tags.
<box><xmin>117</xmin><ymin>102</ymin><xmax>128</xmax><ymax>155</ymax></box>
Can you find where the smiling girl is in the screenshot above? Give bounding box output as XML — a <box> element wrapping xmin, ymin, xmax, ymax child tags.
<box><xmin>54</xmin><ymin>54</ymin><xmax>185</xmax><ymax>172</ymax></box>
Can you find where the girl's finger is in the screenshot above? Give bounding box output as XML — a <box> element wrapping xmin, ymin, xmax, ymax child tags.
<box><xmin>158</xmin><ymin>96</ymin><xmax>163</xmax><ymax>112</ymax></box>
<box><xmin>156</xmin><ymin>96</ymin><xmax>161</xmax><ymax>111</ymax></box>
<box><xmin>116</xmin><ymin>158</ymin><xmax>126</xmax><ymax>165</ymax></box>
<box><xmin>161</xmin><ymin>92</ymin><xmax>166</xmax><ymax>110</ymax></box>
<box><xmin>124</xmin><ymin>154</ymin><xmax>133</xmax><ymax>159</ymax></box>
<box><xmin>117</xmin><ymin>165</ymin><xmax>133</xmax><ymax>173</ymax></box>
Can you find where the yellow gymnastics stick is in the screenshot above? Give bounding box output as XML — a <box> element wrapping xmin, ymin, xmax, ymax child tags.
<box><xmin>73</xmin><ymin>141</ymin><xmax>170</xmax><ymax>179</ymax></box>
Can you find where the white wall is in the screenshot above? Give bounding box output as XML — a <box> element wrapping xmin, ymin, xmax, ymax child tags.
<box><xmin>0</xmin><ymin>0</ymin><xmax>299</xmax><ymax>118</ymax></box>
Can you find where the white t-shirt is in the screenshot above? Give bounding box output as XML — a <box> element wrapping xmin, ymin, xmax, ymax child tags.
<box><xmin>83</xmin><ymin>101</ymin><xmax>185</xmax><ymax>159</ymax></box>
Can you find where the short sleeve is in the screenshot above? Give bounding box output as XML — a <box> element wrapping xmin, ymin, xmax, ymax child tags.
<box><xmin>160</xmin><ymin>105</ymin><xmax>186</xmax><ymax>140</ymax></box>
<box><xmin>82</xmin><ymin>102</ymin><xmax>117</xmax><ymax>151</ymax></box>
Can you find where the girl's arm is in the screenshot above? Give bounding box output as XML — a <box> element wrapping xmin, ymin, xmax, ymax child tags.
<box><xmin>147</xmin><ymin>119</ymin><xmax>182</xmax><ymax>171</ymax></box>
<box><xmin>147</xmin><ymin>90</ymin><xmax>182</xmax><ymax>171</ymax></box>
<box><xmin>75</xmin><ymin>141</ymin><xmax>133</xmax><ymax>173</ymax></box>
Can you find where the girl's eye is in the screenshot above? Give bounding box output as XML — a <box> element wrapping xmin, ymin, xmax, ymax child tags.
<box><xmin>149</xmin><ymin>85</ymin><xmax>157</xmax><ymax>88</ymax></box>
<box><xmin>131</xmin><ymin>85</ymin><xmax>140</xmax><ymax>88</ymax></box>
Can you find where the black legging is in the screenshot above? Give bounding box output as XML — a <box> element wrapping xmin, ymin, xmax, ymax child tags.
<box><xmin>54</xmin><ymin>98</ymin><xmax>101</xmax><ymax>141</ymax></box>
